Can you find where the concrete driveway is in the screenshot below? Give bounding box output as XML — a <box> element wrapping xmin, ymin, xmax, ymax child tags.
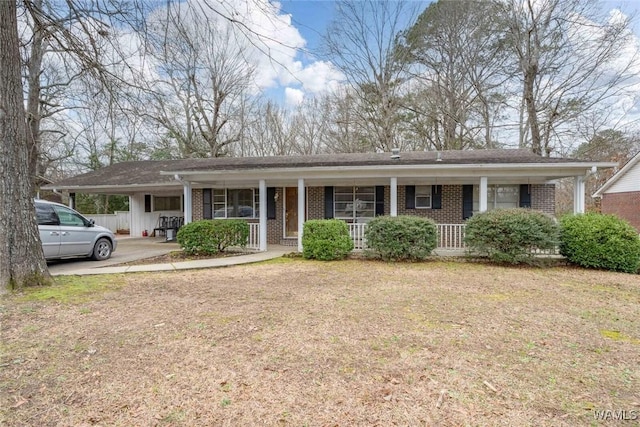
<box><xmin>47</xmin><ymin>237</ymin><xmax>180</xmax><ymax>275</ymax></box>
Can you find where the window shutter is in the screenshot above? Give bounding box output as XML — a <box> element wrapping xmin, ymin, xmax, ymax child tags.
<box><xmin>324</xmin><ymin>186</ymin><xmax>334</xmax><ymax>219</ymax></box>
<box><xmin>375</xmin><ymin>186</ymin><xmax>385</xmax><ymax>216</ymax></box>
<box><xmin>267</xmin><ymin>187</ymin><xmax>276</xmax><ymax>219</ymax></box>
<box><xmin>144</xmin><ymin>194</ymin><xmax>151</xmax><ymax>213</ymax></box>
<box><xmin>519</xmin><ymin>184</ymin><xmax>531</xmax><ymax>208</ymax></box>
<box><xmin>462</xmin><ymin>185</ymin><xmax>473</xmax><ymax>220</ymax></box>
<box><xmin>405</xmin><ymin>185</ymin><xmax>416</xmax><ymax>209</ymax></box>
<box><xmin>432</xmin><ymin>185</ymin><xmax>442</xmax><ymax>209</ymax></box>
<box><xmin>202</xmin><ymin>189</ymin><xmax>212</xmax><ymax>219</ymax></box>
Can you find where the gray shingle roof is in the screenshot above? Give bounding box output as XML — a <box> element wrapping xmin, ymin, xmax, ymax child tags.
<box><xmin>46</xmin><ymin>149</ymin><xmax>597</xmax><ymax>188</ymax></box>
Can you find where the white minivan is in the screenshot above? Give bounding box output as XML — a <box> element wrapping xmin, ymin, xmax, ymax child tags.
<box><xmin>35</xmin><ymin>199</ymin><xmax>117</xmax><ymax>261</ymax></box>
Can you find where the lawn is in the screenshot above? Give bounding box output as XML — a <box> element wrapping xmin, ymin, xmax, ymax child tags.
<box><xmin>1</xmin><ymin>259</ymin><xmax>639</xmax><ymax>426</ymax></box>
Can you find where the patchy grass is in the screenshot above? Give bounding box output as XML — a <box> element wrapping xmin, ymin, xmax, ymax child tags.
<box><xmin>1</xmin><ymin>260</ymin><xmax>639</xmax><ymax>426</ymax></box>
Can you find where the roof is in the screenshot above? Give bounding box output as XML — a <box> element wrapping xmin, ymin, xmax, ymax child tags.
<box><xmin>44</xmin><ymin>149</ymin><xmax>616</xmax><ymax>192</ymax></box>
<box><xmin>593</xmin><ymin>150</ymin><xmax>640</xmax><ymax>197</ymax></box>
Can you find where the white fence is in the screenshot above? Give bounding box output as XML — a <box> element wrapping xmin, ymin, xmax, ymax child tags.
<box><xmin>86</xmin><ymin>211</ymin><xmax>130</xmax><ymax>233</ymax></box>
<box><xmin>348</xmin><ymin>223</ymin><xmax>467</xmax><ymax>251</ymax></box>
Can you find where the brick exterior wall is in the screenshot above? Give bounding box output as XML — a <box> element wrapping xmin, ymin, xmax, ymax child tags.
<box><xmin>531</xmin><ymin>184</ymin><xmax>556</xmax><ymax>216</ymax></box>
<box><xmin>190</xmin><ymin>183</ymin><xmax>558</xmax><ymax>245</ymax></box>
<box><xmin>601</xmin><ymin>191</ymin><xmax>640</xmax><ymax>232</ymax></box>
<box><xmin>397</xmin><ymin>185</ymin><xmax>465</xmax><ymax>223</ymax></box>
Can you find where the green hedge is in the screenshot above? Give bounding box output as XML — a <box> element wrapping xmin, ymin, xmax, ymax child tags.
<box><xmin>560</xmin><ymin>213</ymin><xmax>640</xmax><ymax>273</ymax></box>
<box><xmin>364</xmin><ymin>216</ymin><xmax>437</xmax><ymax>261</ymax></box>
<box><xmin>302</xmin><ymin>219</ymin><xmax>353</xmax><ymax>261</ymax></box>
<box><xmin>176</xmin><ymin>219</ymin><xmax>249</xmax><ymax>255</ymax></box>
<box><xmin>464</xmin><ymin>208</ymin><xmax>558</xmax><ymax>265</ymax></box>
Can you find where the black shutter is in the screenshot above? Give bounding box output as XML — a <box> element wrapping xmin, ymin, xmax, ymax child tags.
<box><xmin>69</xmin><ymin>192</ymin><xmax>76</xmax><ymax>209</ymax></box>
<box><xmin>203</xmin><ymin>189</ymin><xmax>212</xmax><ymax>219</ymax></box>
<box><xmin>462</xmin><ymin>185</ymin><xmax>473</xmax><ymax>220</ymax></box>
<box><xmin>324</xmin><ymin>186</ymin><xmax>334</xmax><ymax>219</ymax></box>
<box><xmin>267</xmin><ymin>187</ymin><xmax>276</xmax><ymax>219</ymax></box>
<box><xmin>375</xmin><ymin>186</ymin><xmax>385</xmax><ymax>216</ymax></box>
<box><xmin>144</xmin><ymin>194</ymin><xmax>151</xmax><ymax>213</ymax></box>
<box><xmin>519</xmin><ymin>184</ymin><xmax>531</xmax><ymax>208</ymax></box>
<box><xmin>405</xmin><ymin>185</ymin><xmax>416</xmax><ymax>209</ymax></box>
<box><xmin>432</xmin><ymin>185</ymin><xmax>442</xmax><ymax>209</ymax></box>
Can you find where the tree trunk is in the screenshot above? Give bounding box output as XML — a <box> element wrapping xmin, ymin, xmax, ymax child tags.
<box><xmin>0</xmin><ymin>0</ymin><xmax>51</xmax><ymax>292</ymax></box>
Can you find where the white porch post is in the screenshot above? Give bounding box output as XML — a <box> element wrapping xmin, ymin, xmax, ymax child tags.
<box><xmin>259</xmin><ymin>179</ymin><xmax>267</xmax><ymax>251</ymax></box>
<box><xmin>574</xmin><ymin>176</ymin><xmax>585</xmax><ymax>214</ymax></box>
<box><xmin>479</xmin><ymin>176</ymin><xmax>488</xmax><ymax>213</ymax></box>
<box><xmin>390</xmin><ymin>177</ymin><xmax>398</xmax><ymax>216</ymax></box>
<box><xmin>297</xmin><ymin>178</ymin><xmax>305</xmax><ymax>252</ymax></box>
<box><xmin>183</xmin><ymin>180</ymin><xmax>192</xmax><ymax>224</ymax></box>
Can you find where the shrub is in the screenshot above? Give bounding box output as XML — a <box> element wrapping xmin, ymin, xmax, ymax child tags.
<box><xmin>464</xmin><ymin>208</ymin><xmax>558</xmax><ymax>265</ymax></box>
<box><xmin>364</xmin><ymin>216</ymin><xmax>437</xmax><ymax>261</ymax></box>
<box><xmin>560</xmin><ymin>213</ymin><xmax>640</xmax><ymax>273</ymax></box>
<box><xmin>302</xmin><ymin>219</ymin><xmax>353</xmax><ymax>261</ymax></box>
<box><xmin>176</xmin><ymin>219</ymin><xmax>249</xmax><ymax>255</ymax></box>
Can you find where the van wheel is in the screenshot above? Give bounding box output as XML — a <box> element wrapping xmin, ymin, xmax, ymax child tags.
<box><xmin>92</xmin><ymin>238</ymin><xmax>112</xmax><ymax>261</ymax></box>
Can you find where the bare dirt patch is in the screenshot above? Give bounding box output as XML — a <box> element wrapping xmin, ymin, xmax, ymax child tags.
<box><xmin>2</xmin><ymin>260</ymin><xmax>639</xmax><ymax>426</ymax></box>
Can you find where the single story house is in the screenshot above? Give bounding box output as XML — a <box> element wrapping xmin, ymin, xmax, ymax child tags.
<box><xmin>593</xmin><ymin>151</ymin><xmax>640</xmax><ymax>231</ymax></box>
<box><xmin>43</xmin><ymin>149</ymin><xmax>616</xmax><ymax>251</ymax></box>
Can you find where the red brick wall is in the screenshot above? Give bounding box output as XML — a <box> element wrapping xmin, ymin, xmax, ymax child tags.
<box><xmin>531</xmin><ymin>184</ymin><xmax>555</xmax><ymax>216</ymax></box>
<box><xmin>601</xmin><ymin>191</ymin><xmax>640</xmax><ymax>232</ymax></box>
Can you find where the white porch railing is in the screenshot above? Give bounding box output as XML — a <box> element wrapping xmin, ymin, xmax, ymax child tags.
<box><xmin>347</xmin><ymin>223</ymin><xmax>467</xmax><ymax>250</ymax></box>
<box><xmin>247</xmin><ymin>222</ymin><xmax>260</xmax><ymax>250</ymax></box>
<box><xmin>437</xmin><ymin>224</ymin><xmax>466</xmax><ymax>249</ymax></box>
<box><xmin>86</xmin><ymin>211</ymin><xmax>130</xmax><ymax>233</ymax></box>
<box><xmin>348</xmin><ymin>223</ymin><xmax>368</xmax><ymax>250</ymax></box>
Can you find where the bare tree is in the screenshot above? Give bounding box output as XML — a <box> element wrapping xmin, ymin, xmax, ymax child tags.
<box><xmin>141</xmin><ymin>2</ymin><xmax>256</xmax><ymax>158</ymax></box>
<box><xmin>0</xmin><ymin>0</ymin><xmax>50</xmax><ymax>291</ymax></box>
<box><xmin>401</xmin><ymin>0</ymin><xmax>512</xmax><ymax>150</ymax></box>
<box><xmin>500</xmin><ymin>0</ymin><xmax>638</xmax><ymax>156</ymax></box>
<box><xmin>323</xmin><ymin>0</ymin><xmax>419</xmax><ymax>152</ymax></box>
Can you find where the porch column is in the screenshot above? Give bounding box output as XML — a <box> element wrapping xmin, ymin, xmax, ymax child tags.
<box><xmin>183</xmin><ymin>180</ymin><xmax>192</xmax><ymax>224</ymax></box>
<box><xmin>573</xmin><ymin>176</ymin><xmax>585</xmax><ymax>214</ymax></box>
<box><xmin>297</xmin><ymin>178</ymin><xmax>305</xmax><ymax>253</ymax></box>
<box><xmin>479</xmin><ymin>176</ymin><xmax>488</xmax><ymax>212</ymax></box>
<box><xmin>259</xmin><ymin>179</ymin><xmax>267</xmax><ymax>251</ymax></box>
<box><xmin>390</xmin><ymin>177</ymin><xmax>398</xmax><ymax>216</ymax></box>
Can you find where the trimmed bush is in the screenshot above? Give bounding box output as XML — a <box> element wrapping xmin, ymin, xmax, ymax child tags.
<box><xmin>560</xmin><ymin>213</ymin><xmax>640</xmax><ymax>273</ymax></box>
<box><xmin>364</xmin><ymin>215</ymin><xmax>437</xmax><ymax>261</ymax></box>
<box><xmin>302</xmin><ymin>219</ymin><xmax>354</xmax><ymax>261</ymax></box>
<box><xmin>464</xmin><ymin>208</ymin><xmax>558</xmax><ymax>265</ymax></box>
<box><xmin>176</xmin><ymin>219</ymin><xmax>249</xmax><ymax>255</ymax></box>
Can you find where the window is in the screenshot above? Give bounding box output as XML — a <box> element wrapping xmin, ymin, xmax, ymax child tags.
<box><xmin>154</xmin><ymin>196</ymin><xmax>181</xmax><ymax>211</ymax></box>
<box><xmin>415</xmin><ymin>185</ymin><xmax>432</xmax><ymax>208</ymax></box>
<box><xmin>334</xmin><ymin>186</ymin><xmax>375</xmax><ymax>221</ymax></box>
<box><xmin>52</xmin><ymin>205</ymin><xmax>88</xmax><ymax>227</ymax></box>
<box><xmin>212</xmin><ymin>188</ymin><xmax>260</xmax><ymax>218</ymax></box>
<box><xmin>36</xmin><ymin>203</ymin><xmax>58</xmax><ymax>225</ymax></box>
<box><xmin>472</xmin><ymin>185</ymin><xmax>519</xmax><ymax>213</ymax></box>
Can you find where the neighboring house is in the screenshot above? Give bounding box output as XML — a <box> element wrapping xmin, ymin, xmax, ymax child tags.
<box><xmin>593</xmin><ymin>151</ymin><xmax>640</xmax><ymax>232</ymax></box>
<box><xmin>43</xmin><ymin>149</ymin><xmax>615</xmax><ymax>251</ymax></box>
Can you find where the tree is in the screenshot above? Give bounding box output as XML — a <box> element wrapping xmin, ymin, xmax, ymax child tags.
<box><xmin>323</xmin><ymin>0</ymin><xmax>419</xmax><ymax>152</ymax></box>
<box><xmin>500</xmin><ymin>0</ymin><xmax>637</xmax><ymax>156</ymax></box>
<box><xmin>400</xmin><ymin>0</ymin><xmax>512</xmax><ymax>150</ymax></box>
<box><xmin>0</xmin><ymin>0</ymin><xmax>50</xmax><ymax>291</ymax></box>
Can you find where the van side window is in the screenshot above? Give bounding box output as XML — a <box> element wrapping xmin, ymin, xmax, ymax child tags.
<box><xmin>35</xmin><ymin>203</ymin><xmax>59</xmax><ymax>225</ymax></box>
<box><xmin>52</xmin><ymin>205</ymin><xmax>87</xmax><ymax>227</ymax></box>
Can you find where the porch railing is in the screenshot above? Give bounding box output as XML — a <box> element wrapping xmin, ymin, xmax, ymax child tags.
<box><xmin>347</xmin><ymin>223</ymin><xmax>467</xmax><ymax>251</ymax></box>
<box><xmin>247</xmin><ymin>222</ymin><xmax>260</xmax><ymax>250</ymax></box>
<box><xmin>437</xmin><ymin>224</ymin><xmax>466</xmax><ymax>249</ymax></box>
<box><xmin>348</xmin><ymin>223</ymin><xmax>368</xmax><ymax>250</ymax></box>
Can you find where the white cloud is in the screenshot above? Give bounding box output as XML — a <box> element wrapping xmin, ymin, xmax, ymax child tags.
<box><xmin>285</xmin><ymin>87</ymin><xmax>304</xmax><ymax>106</ymax></box>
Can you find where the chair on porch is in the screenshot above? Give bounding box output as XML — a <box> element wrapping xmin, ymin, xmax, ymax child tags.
<box><xmin>153</xmin><ymin>216</ymin><xmax>169</xmax><ymax>237</ymax></box>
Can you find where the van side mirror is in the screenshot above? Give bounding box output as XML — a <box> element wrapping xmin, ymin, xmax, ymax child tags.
<box><xmin>88</xmin><ymin>219</ymin><xmax>95</xmax><ymax>227</ymax></box>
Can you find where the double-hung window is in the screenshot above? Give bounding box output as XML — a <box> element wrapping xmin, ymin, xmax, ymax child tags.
<box><xmin>213</xmin><ymin>189</ymin><xmax>259</xmax><ymax>218</ymax></box>
<box><xmin>334</xmin><ymin>186</ymin><xmax>375</xmax><ymax>222</ymax></box>
<box><xmin>415</xmin><ymin>185</ymin><xmax>432</xmax><ymax>209</ymax></box>
<box><xmin>154</xmin><ymin>196</ymin><xmax>181</xmax><ymax>211</ymax></box>
<box><xmin>472</xmin><ymin>185</ymin><xmax>519</xmax><ymax>213</ymax></box>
